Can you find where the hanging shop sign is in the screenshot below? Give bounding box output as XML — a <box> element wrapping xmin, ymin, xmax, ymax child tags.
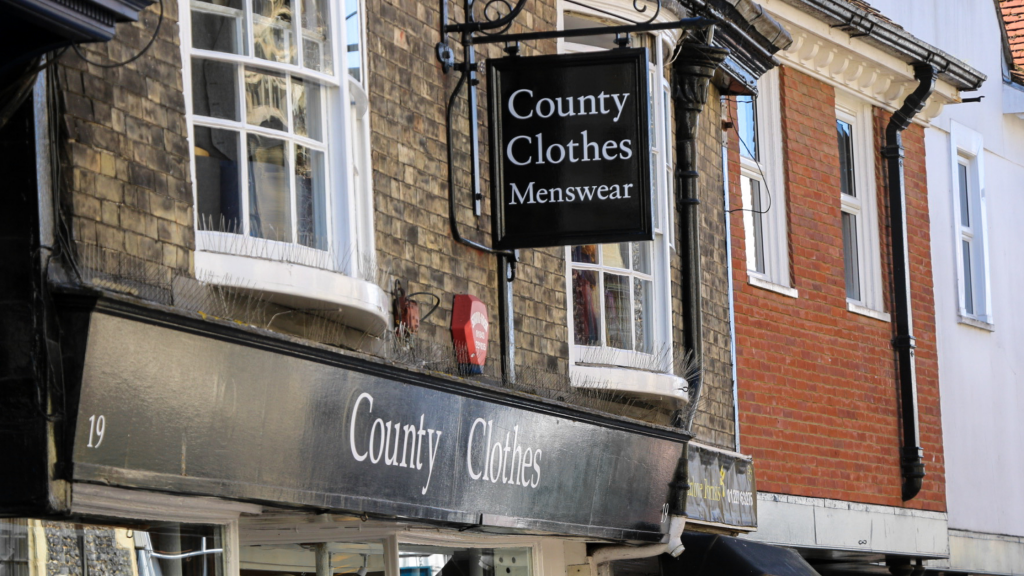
<box><xmin>685</xmin><ymin>443</ymin><xmax>757</xmax><ymax>528</ymax></box>
<box><xmin>69</xmin><ymin>304</ymin><xmax>687</xmax><ymax>541</ymax></box>
<box><xmin>488</xmin><ymin>49</ymin><xmax>653</xmax><ymax>250</ymax></box>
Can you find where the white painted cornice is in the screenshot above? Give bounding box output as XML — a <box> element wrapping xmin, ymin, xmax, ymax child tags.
<box><xmin>759</xmin><ymin>0</ymin><xmax>961</xmax><ymax>125</ymax></box>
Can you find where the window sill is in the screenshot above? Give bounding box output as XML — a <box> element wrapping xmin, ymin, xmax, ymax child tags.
<box><xmin>847</xmin><ymin>301</ymin><xmax>891</xmax><ymax>323</ymax></box>
<box><xmin>194</xmin><ymin>250</ymin><xmax>390</xmax><ymax>335</ymax></box>
<box><xmin>747</xmin><ymin>274</ymin><xmax>799</xmax><ymax>299</ymax></box>
<box><xmin>958</xmin><ymin>315</ymin><xmax>995</xmax><ymax>332</ymax></box>
<box><xmin>570</xmin><ymin>364</ymin><xmax>688</xmax><ymax>401</ymax></box>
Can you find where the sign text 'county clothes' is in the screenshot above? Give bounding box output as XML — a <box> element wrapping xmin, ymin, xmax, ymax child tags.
<box><xmin>488</xmin><ymin>49</ymin><xmax>653</xmax><ymax>250</ymax></box>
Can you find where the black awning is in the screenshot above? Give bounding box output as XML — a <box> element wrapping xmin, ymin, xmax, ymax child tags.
<box><xmin>661</xmin><ymin>533</ymin><xmax>820</xmax><ymax>576</ymax></box>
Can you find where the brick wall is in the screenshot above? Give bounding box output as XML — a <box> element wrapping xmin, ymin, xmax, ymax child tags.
<box><xmin>56</xmin><ymin>1</ymin><xmax>193</xmax><ymax>289</ymax></box>
<box><xmin>728</xmin><ymin>66</ymin><xmax>944</xmax><ymax>510</ymax></box>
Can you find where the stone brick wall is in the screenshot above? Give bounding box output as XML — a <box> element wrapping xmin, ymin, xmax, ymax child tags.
<box><xmin>55</xmin><ymin>0</ymin><xmax>193</xmax><ymax>289</ymax></box>
<box><xmin>367</xmin><ymin>0</ymin><xmax>564</xmax><ymax>381</ymax></box>
<box><xmin>728</xmin><ymin>66</ymin><xmax>944</xmax><ymax>511</ymax></box>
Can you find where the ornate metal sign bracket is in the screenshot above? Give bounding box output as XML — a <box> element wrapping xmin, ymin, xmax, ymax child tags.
<box><xmin>436</xmin><ymin>0</ymin><xmax>713</xmax><ymax>257</ymax></box>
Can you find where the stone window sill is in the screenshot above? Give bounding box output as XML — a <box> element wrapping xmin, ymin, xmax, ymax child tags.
<box><xmin>570</xmin><ymin>364</ymin><xmax>688</xmax><ymax>401</ymax></box>
<box><xmin>847</xmin><ymin>301</ymin><xmax>891</xmax><ymax>323</ymax></box>
<box><xmin>747</xmin><ymin>274</ymin><xmax>799</xmax><ymax>299</ymax></box>
<box><xmin>958</xmin><ymin>315</ymin><xmax>995</xmax><ymax>332</ymax></box>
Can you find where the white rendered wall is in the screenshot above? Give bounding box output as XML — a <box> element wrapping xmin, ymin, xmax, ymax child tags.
<box><xmin>866</xmin><ymin>0</ymin><xmax>1024</xmax><ymax>538</ymax></box>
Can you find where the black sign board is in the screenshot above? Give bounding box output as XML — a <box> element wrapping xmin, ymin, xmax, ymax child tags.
<box><xmin>71</xmin><ymin>309</ymin><xmax>688</xmax><ymax>541</ymax></box>
<box><xmin>685</xmin><ymin>443</ymin><xmax>757</xmax><ymax>528</ymax></box>
<box><xmin>488</xmin><ymin>49</ymin><xmax>653</xmax><ymax>250</ymax></box>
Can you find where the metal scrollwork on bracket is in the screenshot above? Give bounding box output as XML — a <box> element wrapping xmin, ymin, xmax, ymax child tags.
<box><xmin>480</xmin><ymin>0</ymin><xmax>517</xmax><ymax>35</ymax></box>
<box><xmin>563</xmin><ymin>0</ymin><xmax>661</xmax><ymax>26</ymax></box>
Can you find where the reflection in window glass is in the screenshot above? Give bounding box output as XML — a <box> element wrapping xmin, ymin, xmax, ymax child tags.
<box><xmin>570</xmin><ymin>244</ymin><xmax>597</xmax><ymax>264</ymax></box>
<box><xmin>296</xmin><ymin>145</ymin><xmax>327</xmax><ymax>250</ymax></box>
<box><xmin>398</xmin><ymin>544</ymin><xmax>530</xmax><ymax>576</ymax></box>
<box><xmin>195</xmin><ymin>127</ymin><xmax>241</xmax><ymax>233</ymax></box>
<box><xmin>736</xmin><ymin>95</ymin><xmax>757</xmax><ymax>160</ymax></box>
<box><xmin>346</xmin><ymin>0</ymin><xmax>363</xmax><ymax>81</ymax></box>
<box><xmin>241</xmin><ymin>541</ymin><xmax>384</xmax><ymax>576</ymax></box>
<box><xmin>248</xmin><ymin>134</ymin><xmax>292</xmax><ymax>242</ymax></box>
<box><xmin>837</xmin><ymin>120</ymin><xmax>856</xmax><ymax>197</ymax></box>
<box><xmin>253</xmin><ymin>0</ymin><xmax>296</xmax><ymax>64</ymax></box>
<box><xmin>191</xmin><ymin>0</ymin><xmax>246</xmax><ymax>55</ymax></box>
<box><xmin>301</xmin><ymin>0</ymin><xmax>333</xmax><ymax>74</ymax></box>
<box><xmin>962</xmin><ymin>239</ymin><xmax>974</xmax><ymax>315</ymax></box>
<box><xmin>958</xmin><ymin>162</ymin><xmax>970</xmax><ymax>227</ymax></box>
<box><xmin>246</xmin><ymin>68</ymin><xmax>288</xmax><ymax>131</ymax></box>
<box><xmin>842</xmin><ymin>212</ymin><xmax>860</xmax><ymax>301</ymax></box>
<box><xmin>291</xmin><ymin>77</ymin><xmax>323</xmax><ymax>141</ymax></box>
<box><xmin>601</xmin><ymin>244</ymin><xmax>629</xmax><ymax>270</ymax></box>
<box><xmin>0</xmin><ymin>520</ymin><xmax>221</xmax><ymax>576</ymax></box>
<box><xmin>604</xmin><ymin>273</ymin><xmax>631</xmax><ymax>350</ymax></box>
<box><xmin>573</xmin><ymin>269</ymin><xmax>600</xmax><ymax>345</ymax></box>
<box><xmin>748</xmin><ymin>178</ymin><xmax>765</xmax><ymax>274</ymax></box>
<box><xmin>192</xmin><ymin>59</ymin><xmax>239</xmax><ymax>121</ymax></box>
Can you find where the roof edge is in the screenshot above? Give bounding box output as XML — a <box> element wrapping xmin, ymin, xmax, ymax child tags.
<box><xmin>776</xmin><ymin>0</ymin><xmax>987</xmax><ymax>91</ymax></box>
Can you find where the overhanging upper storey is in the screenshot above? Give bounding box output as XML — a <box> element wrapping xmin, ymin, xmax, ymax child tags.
<box><xmin>759</xmin><ymin>0</ymin><xmax>987</xmax><ymax>122</ymax></box>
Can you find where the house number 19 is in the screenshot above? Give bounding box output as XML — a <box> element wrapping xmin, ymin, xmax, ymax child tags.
<box><xmin>87</xmin><ymin>414</ymin><xmax>106</xmax><ymax>448</ymax></box>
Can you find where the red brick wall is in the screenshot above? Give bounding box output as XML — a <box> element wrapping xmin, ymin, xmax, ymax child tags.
<box><xmin>728</xmin><ymin>67</ymin><xmax>945</xmax><ymax>511</ymax></box>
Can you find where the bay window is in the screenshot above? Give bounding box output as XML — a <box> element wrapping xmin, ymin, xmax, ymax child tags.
<box><xmin>182</xmin><ymin>0</ymin><xmax>385</xmax><ymax>331</ymax></box>
<box><xmin>561</xmin><ymin>10</ymin><xmax>684</xmax><ymax>399</ymax></box>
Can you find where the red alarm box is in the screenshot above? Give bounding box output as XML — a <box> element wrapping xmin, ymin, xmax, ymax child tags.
<box><xmin>451</xmin><ymin>295</ymin><xmax>489</xmax><ymax>374</ymax></box>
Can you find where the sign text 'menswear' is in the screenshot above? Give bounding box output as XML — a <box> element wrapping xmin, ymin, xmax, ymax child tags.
<box><xmin>488</xmin><ymin>49</ymin><xmax>653</xmax><ymax>250</ymax></box>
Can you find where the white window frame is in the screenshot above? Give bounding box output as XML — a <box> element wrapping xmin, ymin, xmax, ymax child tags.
<box><xmin>560</xmin><ymin>10</ymin><xmax>685</xmax><ymax>399</ymax></box>
<box><xmin>949</xmin><ymin>121</ymin><xmax>992</xmax><ymax>326</ymax></box>
<box><xmin>737</xmin><ymin>68</ymin><xmax>795</xmax><ymax>298</ymax></box>
<box><xmin>835</xmin><ymin>92</ymin><xmax>887</xmax><ymax>320</ymax></box>
<box><xmin>180</xmin><ymin>0</ymin><xmax>375</xmax><ymax>281</ymax></box>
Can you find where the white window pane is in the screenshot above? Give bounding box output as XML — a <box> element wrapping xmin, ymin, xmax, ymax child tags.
<box><xmin>631</xmin><ymin>241</ymin><xmax>651</xmax><ymax>274</ymax></box>
<box><xmin>345</xmin><ymin>0</ymin><xmax>363</xmax><ymax>81</ymax></box>
<box><xmin>572</xmin><ymin>269</ymin><xmax>600</xmax><ymax>345</ymax></box>
<box><xmin>750</xmin><ymin>179</ymin><xmax>765</xmax><ymax>274</ymax></box>
<box><xmin>191</xmin><ymin>3</ymin><xmax>246</xmax><ymax>55</ymax></box>
<box><xmin>291</xmin><ymin>77</ymin><xmax>323</xmax><ymax>141</ymax></box>
<box><xmin>963</xmin><ymin>239</ymin><xmax>974</xmax><ymax>315</ymax></box>
<box><xmin>634</xmin><ymin>278</ymin><xmax>653</xmax><ymax>354</ymax></box>
<box><xmin>247</xmin><ymin>134</ymin><xmax>292</xmax><ymax>242</ymax></box>
<box><xmin>737</xmin><ymin>95</ymin><xmax>757</xmax><ymax>160</ymax></box>
<box><xmin>192</xmin><ymin>58</ymin><xmax>239</xmax><ymax>121</ymax></box>
<box><xmin>842</xmin><ymin>212</ymin><xmax>860</xmax><ymax>301</ymax></box>
<box><xmin>295</xmin><ymin>145</ymin><xmax>327</xmax><ymax>250</ymax></box>
<box><xmin>604</xmin><ymin>273</ymin><xmax>632</xmax><ymax>350</ymax></box>
<box><xmin>245</xmin><ymin>67</ymin><xmax>288</xmax><ymax>131</ymax></box>
<box><xmin>837</xmin><ymin>119</ymin><xmax>856</xmax><ymax>197</ymax></box>
<box><xmin>253</xmin><ymin>0</ymin><xmax>297</xmax><ymax>64</ymax></box>
<box><xmin>601</xmin><ymin>244</ymin><xmax>629</xmax><ymax>270</ymax></box>
<box><xmin>301</xmin><ymin>0</ymin><xmax>333</xmax><ymax>74</ymax></box>
<box><xmin>958</xmin><ymin>162</ymin><xmax>970</xmax><ymax>227</ymax></box>
<box><xmin>195</xmin><ymin>127</ymin><xmax>242</xmax><ymax>233</ymax></box>
<box><xmin>571</xmin><ymin>245</ymin><xmax>597</xmax><ymax>264</ymax></box>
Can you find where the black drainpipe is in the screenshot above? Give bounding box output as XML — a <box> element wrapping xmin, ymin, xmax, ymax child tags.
<box><xmin>667</xmin><ymin>41</ymin><xmax>729</xmax><ymax>516</ymax></box>
<box><xmin>882</xmin><ymin>62</ymin><xmax>936</xmax><ymax>501</ymax></box>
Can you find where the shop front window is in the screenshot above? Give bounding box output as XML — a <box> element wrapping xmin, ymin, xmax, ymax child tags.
<box><xmin>0</xmin><ymin>520</ymin><xmax>222</xmax><ymax>576</ymax></box>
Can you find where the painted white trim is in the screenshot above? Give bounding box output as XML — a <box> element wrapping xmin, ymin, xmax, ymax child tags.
<box><xmin>571</xmin><ymin>364</ymin><xmax>688</xmax><ymax>400</ymax></box>
<box><xmin>71</xmin><ymin>483</ymin><xmax>261</xmax><ymax>523</ymax></box>
<box><xmin>949</xmin><ymin>121</ymin><xmax>992</xmax><ymax>324</ymax></box>
<box><xmin>957</xmin><ymin>314</ymin><xmax>995</xmax><ymax>332</ymax></box>
<box><xmin>195</xmin><ymin>250</ymin><xmax>390</xmax><ymax>335</ymax></box>
<box><xmin>847</xmin><ymin>301</ymin><xmax>891</xmax><ymax>322</ymax></box>
<box><xmin>744</xmin><ymin>492</ymin><xmax>949</xmax><ymax>558</ymax></box>
<box><xmin>758</xmin><ymin>0</ymin><xmax>960</xmax><ymax>124</ymax></box>
<box><xmin>836</xmin><ymin>92</ymin><xmax>885</xmax><ymax>313</ymax></box>
<box><xmin>747</xmin><ymin>274</ymin><xmax>799</xmax><ymax>299</ymax></box>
